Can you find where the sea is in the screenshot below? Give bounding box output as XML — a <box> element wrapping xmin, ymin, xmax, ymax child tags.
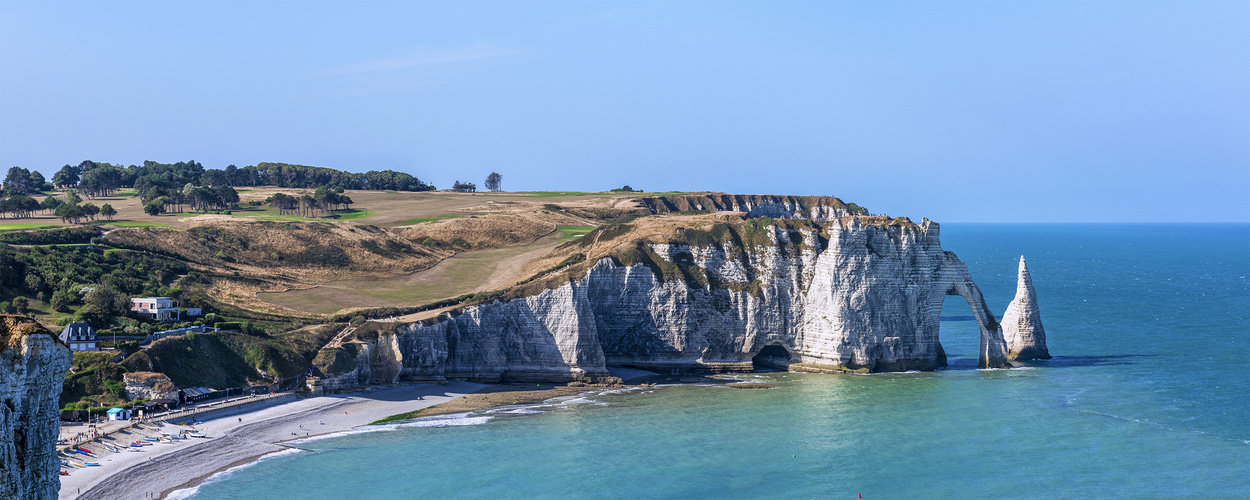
<box><xmin>175</xmin><ymin>223</ymin><xmax>1249</xmax><ymax>499</ymax></box>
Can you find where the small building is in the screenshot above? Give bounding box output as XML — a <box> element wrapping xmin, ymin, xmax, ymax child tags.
<box><xmin>106</xmin><ymin>408</ymin><xmax>131</xmax><ymax>421</ymax></box>
<box><xmin>59</xmin><ymin>322</ymin><xmax>99</xmax><ymax>351</ymax></box>
<box><xmin>131</xmin><ymin>297</ymin><xmax>180</xmax><ymax>321</ymax></box>
<box><xmin>180</xmin><ymin>387</ymin><xmax>226</xmax><ymax>404</ymax></box>
<box><xmin>185</xmin><ymin>308</ymin><xmax>202</xmax><ymax>316</ymax></box>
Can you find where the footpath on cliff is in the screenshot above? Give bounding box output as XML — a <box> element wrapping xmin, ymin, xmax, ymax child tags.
<box><xmin>65</xmin><ymin>381</ymin><xmax>486</xmax><ymax>500</ymax></box>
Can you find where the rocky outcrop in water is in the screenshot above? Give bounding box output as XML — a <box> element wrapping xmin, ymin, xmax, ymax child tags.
<box><xmin>0</xmin><ymin>315</ymin><xmax>72</xmax><ymax>500</ymax></box>
<box><xmin>1001</xmin><ymin>256</ymin><xmax>1051</xmax><ymax>360</ymax></box>
<box><xmin>321</xmin><ymin>218</ymin><xmax>1020</xmax><ymax>385</ymax></box>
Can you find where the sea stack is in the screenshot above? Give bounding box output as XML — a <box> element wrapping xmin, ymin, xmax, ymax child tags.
<box><xmin>1001</xmin><ymin>256</ymin><xmax>1052</xmax><ymax>360</ymax></box>
<box><xmin>0</xmin><ymin>315</ymin><xmax>72</xmax><ymax>500</ymax></box>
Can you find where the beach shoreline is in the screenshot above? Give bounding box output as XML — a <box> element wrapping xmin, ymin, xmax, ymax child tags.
<box><xmin>63</xmin><ymin>381</ymin><xmax>488</xmax><ymax>500</ymax></box>
<box><xmin>65</xmin><ymin>368</ymin><xmax>677</xmax><ymax>499</ymax></box>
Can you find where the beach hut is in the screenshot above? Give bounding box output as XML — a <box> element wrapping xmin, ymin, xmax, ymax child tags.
<box><xmin>106</xmin><ymin>407</ymin><xmax>131</xmax><ymax>421</ymax></box>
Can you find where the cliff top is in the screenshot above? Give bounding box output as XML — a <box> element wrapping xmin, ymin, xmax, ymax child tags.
<box><xmin>1</xmin><ymin>314</ymin><xmax>65</xmax><ymax>351</ymax></box>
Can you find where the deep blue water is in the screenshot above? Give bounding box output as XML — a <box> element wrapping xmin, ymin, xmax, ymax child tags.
<box><xmin>183</xmin><ymin>223</ymin><xmax>1250</xmax><ymax>499</ymax></box>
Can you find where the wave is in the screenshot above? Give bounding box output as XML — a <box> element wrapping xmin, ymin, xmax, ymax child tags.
<box><xmin>165</xmin><ymin>447</ymin><xmax>306</xmax><ymax>499</ymax></box>
<box><xmin>289</xmin><ymin>413</ymin><xmax>494</xmax><ymax>445</ymax></box>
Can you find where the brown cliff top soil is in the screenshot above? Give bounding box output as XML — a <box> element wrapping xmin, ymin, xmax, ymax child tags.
<box><xmin>123</xmin><ymin>371</ymin><xmax>171</xmax><ymax>383</ymax></box>
<box><xmin>1</xmin><ymin>314</ymin><xmax>62</xmax><ymax>349</ymax></box>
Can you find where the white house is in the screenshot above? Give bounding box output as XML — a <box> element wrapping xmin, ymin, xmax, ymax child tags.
<box><xmin>59</xmin><ymin>322</ymin><xmax>99</xmax><ymax>351</ymax></box>
<box><xmin>131</xmin><ymin>297</ymin><xmax>179</xmax><ymax>321</ymax></box>
<box><xmin>186</xmin><ymin>308</ymin><xmax>202</xmax><ymax>316</ymax></box>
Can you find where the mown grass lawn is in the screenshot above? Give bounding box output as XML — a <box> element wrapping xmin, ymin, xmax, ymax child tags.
<box><xmin>394</xmin><ymin>214</ymin><xmax>462</xmax><ymax>226</ymax></box>
<box><xmin>556</xmin><ymin>225</ymin><xmax>594</xmax><ymax>239</ymax></box>
<box><xmin>0</xmin><ymin>223</ymin><xmax>59</xmax><ymax>232</ymax></box>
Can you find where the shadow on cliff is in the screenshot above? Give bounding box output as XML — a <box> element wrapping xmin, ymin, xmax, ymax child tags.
<box><xmin>941</xmin><ymin>354</ymin><xmax>1156</xmax><ymax>371</ymax></box>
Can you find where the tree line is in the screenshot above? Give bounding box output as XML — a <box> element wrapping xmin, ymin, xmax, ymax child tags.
<box><xmin>266</xmin><ymin>187</ymin><xmax>354</xmax><ymax>217</ymax></box>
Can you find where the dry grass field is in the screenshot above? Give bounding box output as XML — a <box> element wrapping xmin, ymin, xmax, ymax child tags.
<box><xmin>8</xmin><ymin>187</ymin><xmax>701</xmax><ymax>318</ymax></box>
<box><xmin>257</xmin><ymin>231</ymin><xmax>567</xmax><ymax>315</ymax></box>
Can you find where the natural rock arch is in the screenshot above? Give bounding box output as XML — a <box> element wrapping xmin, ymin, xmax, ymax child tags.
<box><xmin>933</xmin><ymin>251</ymin><xmax>1012</xmax><ymax>369</ymax></box>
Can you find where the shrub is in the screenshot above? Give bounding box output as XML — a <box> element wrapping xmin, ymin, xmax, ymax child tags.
<box><xmin>0</xmin><ymin>226</ymin><xmax>100</xmax><ymax>245</ymax></box>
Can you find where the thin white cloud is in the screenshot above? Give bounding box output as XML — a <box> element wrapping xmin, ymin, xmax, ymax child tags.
<box><xmin>324</xmin><ymin>44</ymin><xmax>518</xmax><ymax>76</ymax></box>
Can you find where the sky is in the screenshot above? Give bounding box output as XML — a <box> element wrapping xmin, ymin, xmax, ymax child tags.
<box><xmin>1</xmin><ymin>1</ymin><xmax>1247</xmax><ymax>222</ymax></box>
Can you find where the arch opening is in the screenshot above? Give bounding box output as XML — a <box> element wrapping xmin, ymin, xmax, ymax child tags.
<box><xmin>938</xmin><ymin>293</ymin><xmax>982</xmax><ymax>369</ymax></box>
<box><xmin>752</xmin><ymin>344</ymin><xmax>792</xmax><ymax>372</ymax></box>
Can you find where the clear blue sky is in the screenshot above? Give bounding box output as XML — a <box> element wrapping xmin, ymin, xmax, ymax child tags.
<box><xmin>1</xmin><ymin>1</ymin><xmax>1246</xmax><ymax>222</ymax></box>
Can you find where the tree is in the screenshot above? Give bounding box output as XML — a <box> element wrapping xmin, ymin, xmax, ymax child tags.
<box><xmin>50</xmin><ymin>289</ymin><xmax>74</xmax><ymax>312</ymax></box>
<box><xmin>201</xmin><ymin>169</ymin><xmax>228</xmax><ymax>187</ymax></box>
<box><xmin>28</xmin><ymin>171</ymin><xmax>46</xmax><ymax>192</ymax></box>
<box><xmin>40</xmin><ymin>196</ymin><xmax>63</xmax><ymax>214</ymax></box>
<box><xmin>78</xmin><ymin>166</ymin><xmax>124</xmax><ymax>198</ymax></box>
<box><xmin>84</xmin><ymin>284</ymin><xmax>125</xmax><ymax>321</ymax></box>
<box><xmin>64</xmin><ymin>190</ymin><xmax>82</xmax><ymax>205</ymax></box>
<box><xmin>268</xmin><ymin>193</ymin><xmax>298</xmax><ymax>215</ymax></box>
<box><xmin>3</xmin><ymin>167</ymin><xmax>32</xmax><ymax>195</ymax></box>
<box><xmin>52</xmin><ymin>164</ymin><xmax>80</xmax><ymax>188</ymax></box>
<box><xmin>11</xmin><ymin>296</ymin><xmax>29</xmax><ymax>315</ymax></box>
<box><xmin>485</xmin><ymin>172</ymin><xmax>502</xmax><ymax>192</ymax></box>
<box><xmin>0</xmin><ymin>195</ymin><xmax>39</xmax><ymax>219</ymax></box>
<box><xmin>100</xmin><ymin>203</ymin><xmax>116</xmax><ymax>220</ymax></box>
<box><xmin>55</xmin><ymin>203</ymin><xmax>85</xmax><ymax>223</ymax></box>
<box><xmin>81</xmin><ymin>203</ymin><xmax>100</xmax><ymax>221</ymax></box>
<box><xmin>452</xmin><ymin>180</ymin><xmax>476</xmax><ymax>193</ymax></box>
<box><xmin>144</xmin><ymin>202</ymin><xmax>163</xmax><ymax>216</ymax></box>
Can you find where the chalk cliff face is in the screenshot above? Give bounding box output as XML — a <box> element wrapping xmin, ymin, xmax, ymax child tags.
<box><xmin>1001</xmin><ymin>256</ymin><xmax>1051</xmax><ymax>360</ymax></box>
<box><xmin>0</xmin><ymin>315</ymin><xmax>72</xmax><ymax>500</ymax></box>
<box><xmin>324</xmin><ymin>218</ymin><xmax>1018</xmax><ymax>386</ymax></box>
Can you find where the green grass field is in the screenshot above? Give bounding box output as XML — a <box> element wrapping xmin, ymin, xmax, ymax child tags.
<box><xmin>0</xmin><ymin>223</ymin><xmax>59</xmax><ymax>232</ymax></box>
<box><xmin>516</xmin><ymin>191</ymin><xmax>602</xmax><ymax>198</ymax></box>
<box><xmin>394</xmin><ymin>214</ymin><xmax>462</xmax><ymax>226</ymax></box>
<box><xmin>556</xmin><ymin>225</ymin><xmax>594</xmax><ymax>239</ymax></box>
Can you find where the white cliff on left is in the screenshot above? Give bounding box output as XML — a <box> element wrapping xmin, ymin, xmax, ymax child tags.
<box><xmin>0</xmin><ymin>315</ymin><xmax>72</xmax><ymax>500</ymax></box>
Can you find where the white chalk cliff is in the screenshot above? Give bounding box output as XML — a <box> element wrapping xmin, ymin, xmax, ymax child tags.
<box><xmin>0</xmin><ymin>315</ymin><xmax>72</xmax><ymax>500</ymax></box>
<box><xmin>1001</xmin><ymin>256</ymin><xmax>1051</xmax><ymax>360</ymax></box>
<box><xmin>320</xmin><ymin>218</ymin><xmax>1045</xmax><ymax>386</ymax></box>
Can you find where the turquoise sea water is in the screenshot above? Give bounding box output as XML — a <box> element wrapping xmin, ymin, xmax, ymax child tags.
<box><xmin>184</xmin><ymin>223</ymin><xmax>1250</xmax><ymax>499</ymax></box>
